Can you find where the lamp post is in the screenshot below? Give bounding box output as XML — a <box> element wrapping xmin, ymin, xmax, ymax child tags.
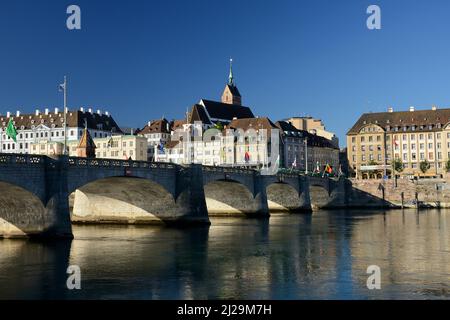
<box><xmin>304</xmin><ymin>137</ymin><xmax>308</xmax><ymax>174</ymax></box>
<box><xmin>59</xmin><ymin>76</ymin><xmax>68</xmax><ymax>155</ymax></box>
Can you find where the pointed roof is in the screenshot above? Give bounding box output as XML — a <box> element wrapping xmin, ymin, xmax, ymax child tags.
<box><xmin>77</xmin><ymin>128</ymin><xmax>96</xmax><ymax>149</ymax></box>
<box><xmin>189</xmin><ymin>104</ymin><xmax>212</xmax><ymax>125</ymax></box>
<box><xmin>225</xmin><ymin>84</ymin><xmax>241</xmax><ymax>97</ymax></box>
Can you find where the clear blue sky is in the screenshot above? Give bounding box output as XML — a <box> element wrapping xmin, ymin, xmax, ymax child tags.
<box><xmin>1</xmin><ymin>0</ymin><xmax>450</xmax><ymax>145</ymax></box>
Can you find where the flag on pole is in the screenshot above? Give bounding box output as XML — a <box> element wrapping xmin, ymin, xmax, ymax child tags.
<box><xmin>6</xmin><ymin>118</ymin><xmax>17</xmax><ymax>142</ymax></box>
<box><xmin>157</xmin><ymin>139</ymin><xmax>165</xmax><ymax>154</ymax></box>
<box><xmin>244</xmin><ymin>151</ymin><xmax>250</xmax><ymax>163</ymax></box>
<box><xmin>58</xmin><ymin>82</ymin><xmax>66</xmax><ymax>92</ymax></box>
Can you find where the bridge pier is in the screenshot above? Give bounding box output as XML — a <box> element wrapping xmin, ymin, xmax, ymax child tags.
<box><xmin>298</xmin><ymin>176</ymin><xmax>312</xmax><ymax>212</ymax></box>
<box><xmin>252</xmin><ymin>174</ymin><xmax>270</xmax><ymax>218</ymax></box>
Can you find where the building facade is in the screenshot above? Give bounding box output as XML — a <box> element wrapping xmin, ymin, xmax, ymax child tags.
<box><xmin>287</xmin><ymin>116</ymin><xmax>339</xmax><ymax>148</ymax></box>
<box><xmin>277</xmin><ymin>120</ymin><xmax>340</xmax><ymax>173</ymax></box>
<box><xmin>0</xmin><ymin>108</ymin><xmax>121</xmax><ymax>155</ymax></box>
<box><xmin>137</xmin><ymin>118</ymin><xmax>171</xmax><ymax>161</ymax></box>
<box><xmin>93</xmin><ymin>135</ymin><xmax>148</xmax><ymax>161</ymax></box>
<box><xmin>347</xmin><ymin>106</ymin><xmax>450</xmax><ymax>179</ymax></box>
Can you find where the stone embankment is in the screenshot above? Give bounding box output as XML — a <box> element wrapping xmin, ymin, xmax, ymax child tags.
<box><xmin>350</xmin><ymin>178</ymin><xmax>450</xmax><ymax>208</ymax></box>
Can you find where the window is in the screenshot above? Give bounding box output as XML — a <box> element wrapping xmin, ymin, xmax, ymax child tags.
<box><xmin>361</xmin><ymin>137</ymin><xmax>365</xmax><ymax>143</ymax></box>
<box><xmin>420</xmin><ymin>143</ymin><xmax>424</xmax><ymax>150</ymax></box>
<box><xmin>429</xmin><ymin>152</ymin><xmax>434</xmax><ymax>160</ymax></box>
<box><xmin>428</xmin><ymin>143</ymin><xmax>433</xmax><ymax>149</ymax></box>
<box><xmin>438</xmin><ymin>152</ymin><xmax>442</xmax><ymax>160</ymax></box>
<box><xmin>369</xmin><ymin>136</ymin><xmax>373</xmax><ymax>142</ymax></box>
<box><xmin>411</xmin><ymin>143</ymin><xmax>416</xmax><ymax>150</ymax></box>
<box><xmin>412</xmin><ymin>153</ymin><xmax>417</xmax><ymax>160</ymax></box>
<box><xmin>437</xmin><ymin>133</ymin><xmax>441</xmax><ymax>139</ymax></box>
<box><xmin>428</xmin><ymin>133</ymin><xmax>433</xmax><ymax>140</ymax></box>
<box><xmin>378</xmin><ymin>154</ymin><xmax>382</xmax><ymax>161</ymax></box>
<box><xmin>403</xmin><ymin>153</ymin><xmax>408</xmax><ymax>161</ymax></box>
<box><xmin>403</xmin><ymin>134</ymin><xmax>407</xmax><ymax>141</ymax></box>
<box><xmin>420</xmin><ymin>153</ymin><xmax>425</xmax><ymax>160</ymax></box>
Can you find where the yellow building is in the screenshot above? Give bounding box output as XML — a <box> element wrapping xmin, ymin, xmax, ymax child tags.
<box><xmin>93</xmin><ymin>135</ymin><xmax>148</xmax><ymax>161</ymax></box>
<box><xmin>347</xmin><ymin>106</ymin><xmax>450</xmax><ymax>179</ymax></box>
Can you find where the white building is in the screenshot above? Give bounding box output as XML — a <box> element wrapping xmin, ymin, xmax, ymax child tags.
<box><xmin>137</xmin><ymin>118</ymin><xmax>171</xmax><ymax>161</ymax></box>
<box><xmin>0</xmin><ymin>108</ymin><xmax>122</xmax><ymax>154</ymax></box>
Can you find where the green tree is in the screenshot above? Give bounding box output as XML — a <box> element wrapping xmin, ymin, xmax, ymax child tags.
<box><xmin>392</xmin><ymin>158</ymin><xmax>403</xmax><ymax>173</ymax></box>
<box><xmin>445</xmin><ymin>159</ymin><xmax>450</xmax><ymax>172</ymax></box>
<box><xmin>420</xmin><ymin>160</ymin><xmax>431</xmax><ymax>174</ymax></box>
<box><xmin>368</xmin><ymin>160</ymin><xmax>378</xmax><ymax>166</ymax></box>
<box><xmin>214</xmin><ymin>121</ymin><xmax>224</xmax><ymax>131</ymax></box>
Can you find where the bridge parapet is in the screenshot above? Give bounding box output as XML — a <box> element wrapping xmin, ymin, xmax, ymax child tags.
<box><xmin>201</xmin><ymin>166</ymin><xmax>255</xmax><ymax>175</ymax></box>
<box><xmin>0</xmin><ymin>154</ymin><xmax>45</xmax><ymax>165</ymax></box>
<box><xmin>67</xmin><ymin>157</ymin><xmax>177</xmax><ymax>170</ymax></box>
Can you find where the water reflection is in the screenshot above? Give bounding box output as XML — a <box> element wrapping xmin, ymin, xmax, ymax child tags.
<box><xmin>0</xmin><ymin>210</ymin><xmax>449</xmax><ymax>299</ymax></box>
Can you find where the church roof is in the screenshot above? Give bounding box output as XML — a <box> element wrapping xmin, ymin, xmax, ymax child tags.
<box><xmin>189</xmin><ymin>104</ymin><xmax>212</xmax><ymax>125</ymax></box>
<box><xmin>200</xmin><ymin>99</ymin><xmax>254</xmax><ymax>122</ymax></box>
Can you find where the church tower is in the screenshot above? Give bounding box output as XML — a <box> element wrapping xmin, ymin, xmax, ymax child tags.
<box><xmin>221</xmin><ymin>58</ymin><xmax>242</xmax><ymax>106</ymax></box>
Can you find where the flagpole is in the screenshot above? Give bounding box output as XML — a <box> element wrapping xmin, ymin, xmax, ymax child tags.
<box><xmin>63</xmin><ymin>76</ymin><xmax>68</xmax><ymax>156</ymax></box>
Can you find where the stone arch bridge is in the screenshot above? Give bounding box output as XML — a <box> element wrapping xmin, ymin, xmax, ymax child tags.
<box><xmin>0</xmin><ymin>154</ymin><xmax>348</xmax><ymax>238</ymax></box>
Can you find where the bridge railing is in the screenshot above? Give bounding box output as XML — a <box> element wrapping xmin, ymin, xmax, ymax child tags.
<box><xmin>201</xmin><ymin>165</ymin><xmax>255</xmax><ymax>175</ymax></box>
<box><xmin>67</xmin><ymin>157</ymin><xmax>177</xmax><ymax>170</ymax></box>
<box><xmin>0</xmin><ymin>154</ymin><xmax>45</xmax><ymax>165</ymax></box>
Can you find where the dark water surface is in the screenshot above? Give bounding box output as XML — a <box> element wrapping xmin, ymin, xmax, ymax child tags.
<box><xmin>1</xmin><ymin>209</ymin><xmax>450</xmax><ymax>300</ymax></box>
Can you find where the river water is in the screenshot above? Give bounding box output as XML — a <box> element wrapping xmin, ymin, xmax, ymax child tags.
<box><xmin>0</xmin><ymin>209</ymin><xmax>449</xmax><ymax>300</ymax></box>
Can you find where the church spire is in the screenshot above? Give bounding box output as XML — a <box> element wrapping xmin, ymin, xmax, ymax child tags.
<box><xmin>222</xmin><ymin>58</ymin><xmax>242</xmax><ymax>106</ymax></box>
<box><xmin>228</xmin><ymin>58</ymin><xmax>234</xmax><ymax>86</ymax></box>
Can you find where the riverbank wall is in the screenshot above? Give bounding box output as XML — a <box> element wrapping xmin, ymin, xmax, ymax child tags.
<box><xmin>348</xmin><ymin>178</ymin><xmax>450</xmax><ymax>209</ymax></box>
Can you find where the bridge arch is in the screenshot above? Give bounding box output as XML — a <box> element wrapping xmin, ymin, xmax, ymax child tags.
<box><xmin>0</xmin><ymin>181</ymin><xmax>50</xmax><ymax>238</ymax></box>
<box><xmin>70</xmin><ymin>176</ymin><xmax>186</xmax><ymax>225</ymax></box>
<box><xmin>266</xmin><ymin>182</ymin><xmax>303</xmax><ymax>213</ymax></box>
<box><xmin>203</xmin><ymin>178</ymin><xmax>267</xmax><ymax>217</ymax></box>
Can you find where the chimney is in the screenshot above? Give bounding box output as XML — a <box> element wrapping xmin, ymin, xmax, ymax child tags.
<box><xmin>45</xmin><ymin>108</ymin><xmax>49</xmax><ymax>115</ymax></box>
<box><xmin>148</xmin><ymin>121</ymin><xmax>152</xmax><ymax>127</ymax></box>
<box><xmin>97</xmin><ymin>109</ymin><xmax>102</xmax><ymax>115</ymax></box>
<box><xmin>432</xmin><ymin>105</ymin><xmax>437</xmax><ymax>111</ymax></box>
<box><xmin>88</xmin><ymin>108</ymin><xmax>93</xmax><ymax>114</ymax></box>
<box><xmin>35</xmin><ymin>109</ymin><xmax>40</xmax><ymax>116</ymax></box>
<box><xmin>6</xmin><ymin>111</ymin><xmax>11</xmax><ymax>118</ymax></box>
<box><xmin>388</xmin><ymin>107</ymin><xmax>393</xmax><ymax>113</ymax></box>
<box><xmin>54</xmin><ymin>107</ymin><xmax>59</xmax><ymax>114</ymax></box>
<box><xmin>105</xmin><ymin>111</ymin><xmax>110</xmax><ymax>116</ymax></box>
<box><xmin>16</xmin><ymin>111</ymin><xmax>20</xmax><ymax>117</ymax></box>
<box><xmin>80</xmin><ymin>107</ymin><xmax>84</xmax><ymax>112</ymax></box>
<box><xmin>409</xmin><ymin>106</ymin><xmax>415</xmax><ymax>112</ymax></box>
